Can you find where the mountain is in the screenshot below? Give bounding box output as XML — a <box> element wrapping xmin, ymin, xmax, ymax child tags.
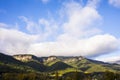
<box><xmin>57</xmin><ymin>56</ymin><xmax>120</xmax><ymax>73</ymax></box>
<box><xmin>13</xmin><ymin>54</ymin><xmax>46</xmax><ymax>72</ymax></box>
<box><xmin>0</xmin><ymin>53</ymin><xmax>36</xmax><ymax>73</ymax></box>
<box><xmin>0</xmin><ymin>53</ymin><xmax>23</xmax><ymax>65</ymax></box>
<box><xmin>13</xmin><ymin>55</ymin><xmax>72</xmax><ymax>72</ymax></box>
<box><xmin>47</xmin><ymin>56</ymin><xmax>120</xmax><ymax>73</ymax></box>
<box><xmin>115</xmin><ymin>60</ymin><xmax>120</xmax><ymax>64</ymax></box>
<box><xmin>0</xmin><ymin>52</ymin><xmax>120</xmax><ymax>74</ymax></box>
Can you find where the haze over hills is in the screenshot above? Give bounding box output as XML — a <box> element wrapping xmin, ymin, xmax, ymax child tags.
<box><xmin>0</xmin><ymin>52</ymin><xmax>120</xmax><ymax>75</ymax></box>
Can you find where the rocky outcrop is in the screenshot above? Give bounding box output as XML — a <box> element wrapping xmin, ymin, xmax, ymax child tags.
<box><xmin>63</xmin><ymin>56</ymin><xmax>84</xmax><ymax>63</ymax></box>
<box><xmin>13</xmin><ymin>54</ymin><xmax>85</xmax><ymax>63</ymax></box>
<box><xmin>13</xmin><ymin>54</ymin><xmax>39</xmax><ymax>62</ymax></box>
<box><xmin>43</xmin><ymin>56</ymin><xmax>57</xmax><ymax>62</ymax></box>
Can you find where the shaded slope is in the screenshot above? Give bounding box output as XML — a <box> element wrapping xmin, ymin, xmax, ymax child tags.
<box><xmin>25</xmin><ymin>61</ymin><xmax>46</xmax><ymax>72</ymax></box>
<box><xmin>0</xmin><ymin>53</ymin><xmax>24</xmax><ymax>65</ymax></box>
<box><xmin>46</xmin><ymin>61</ymin><xmax>72</xmax><ymax>71</ymax></box>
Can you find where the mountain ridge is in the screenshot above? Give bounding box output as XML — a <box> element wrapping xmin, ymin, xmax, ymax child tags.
<box><xmin>0</xmin><ymin>53</ymin><xmax>120</xmax><ymax>74</ymax></box>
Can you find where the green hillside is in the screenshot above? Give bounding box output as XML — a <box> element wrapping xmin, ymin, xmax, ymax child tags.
<box><xmin>25</xmin><ymin>61</ymin><xmax>46</xmax><ymax>72</ymax></box>
<box><xmin>0</xmin><ymin>52</ymin><xmax>120</xmax><ymax>74</ymax></box>
<box><xmin>63</xmin><ymin>57</ymin><xmax>120</xmax><ymax>73</ymax></box>
<box><xmin>0</xmin><ymin>53</ymin><xmax>36</xmax><ymax>73</ymax></box>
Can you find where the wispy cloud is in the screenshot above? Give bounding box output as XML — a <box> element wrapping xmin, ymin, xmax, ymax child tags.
<box><xmin>109</xmin><ymin>0</ymin><xmax>120</xmax><ymax>8</ymax></box>
<box><xmin>19</xmin><ymin>16</ymin><xmax>59</xmax><ymax>41</ymax></box>
<box><xmin>41</xmin><ymin>0</ymin><xmax>50</xmax><ymax>3</ymax></box>
<box><xmin>87</xmin><ymin>0</ymin><xmax>100</xmax><ymax>8</ymax></box>
<box><xmin>0</xmin><ymin>23</ymin><xmax>8</xmax><ymax>28</ymax></box>
<box><xmin>19</xmin><ymin>16</ymin><xmax>42</xmax><ymax>34</ymax></box>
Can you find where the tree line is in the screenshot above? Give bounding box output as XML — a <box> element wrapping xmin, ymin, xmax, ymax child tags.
<box><xmin>0</xmin><ymin>71</ymin><xmax>120</xmax><ymax>80</ymax></box>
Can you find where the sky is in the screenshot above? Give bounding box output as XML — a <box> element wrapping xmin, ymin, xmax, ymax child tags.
<box><xmin>0</xmin><ymin>0</ymin><xmax>120</xmax><ymax>63</ymax></box>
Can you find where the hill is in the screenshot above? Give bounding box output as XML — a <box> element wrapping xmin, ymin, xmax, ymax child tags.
<box><xmin>0</xmin><ymin>53</ymin><xmax>36</xmax><ymax>73</ymax></box>
<box><xmin>13</xmin><ymin>54</ymin><xmax>46</xmax><ymax>72</ymax></box>
<box><xmin>0</xmin><ymin>53</ymin><xmax>120</xmax><ymax>74</ymax></box>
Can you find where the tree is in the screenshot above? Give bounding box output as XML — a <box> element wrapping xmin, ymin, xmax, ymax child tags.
<box><xmin>55</xmin><ymin>71</ymin><xmax>59</xmax><ymax>80</ymax></box>
<box><xmin>103</xmin><ymin>71</ymin><xmax>115</xmax><ymax>80</ymax></box>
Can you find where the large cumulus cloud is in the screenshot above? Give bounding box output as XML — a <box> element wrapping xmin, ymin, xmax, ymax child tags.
<box><xmin>28</xmin><ymin>34</ymin><xmax>119</xmax><ymax>56</ymax></box>
<box><xmin>0</xmin><ymin>28</ymin><xmax>38</xmax><ymax>54</ymax></box>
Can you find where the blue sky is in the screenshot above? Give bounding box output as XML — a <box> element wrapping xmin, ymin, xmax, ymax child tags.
<box><xmin>0</xmin><ymin>0</ymin><xmax>120</xmax><ymax>63</ymax></box>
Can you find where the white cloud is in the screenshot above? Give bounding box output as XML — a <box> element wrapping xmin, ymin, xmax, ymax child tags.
<box><xmin>28</xmin><ymin>34</ymin><xmax>119</xmax><ymax>56</ymax></box>
<box><xmin>0</xmin><ymin>28</ymin><xmax>38</xmax><ymax>55</ymax></box>
<box><xmin>39</xmin><ymin>18</ymin><xmax>59</xmax><ymax>40</ymax></box>
<box><xmin>0</xmin><ymin>23</ymin><xmax>8</xmax><ymax>28</ymax></box>
<box><xmin>87</xmin><ymin>0</ymin><xmax>100</xmax><ymax>8</ymax></box>
<box><xmin>95</xmin><ymin>56</ymin><xmax>120</xmax><ymax>63</ymax></box>
<box><xmin>109</xmin><ymin>0</ymin><xmax>120</xmax><ymax>8</ymax></box>
<box><xmin>0</xmin><ymin>26</ymin><xmax>119</xmax><ymax>57</ymax></box>
<box><xmin>0</xmin><ymin>22</ymin><xmax>19</xmax><ymax>29</ymax></box>
<box><xmin>59</xmin><ymin>1</ymin><xmax>102</xmax><ymax>39</ymax></box>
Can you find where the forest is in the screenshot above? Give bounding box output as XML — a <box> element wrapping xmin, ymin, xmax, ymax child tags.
<box><xmin>0</xmin><ymin>71</ymin><xmax>120</xmax><ymax>80</ymax></box>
